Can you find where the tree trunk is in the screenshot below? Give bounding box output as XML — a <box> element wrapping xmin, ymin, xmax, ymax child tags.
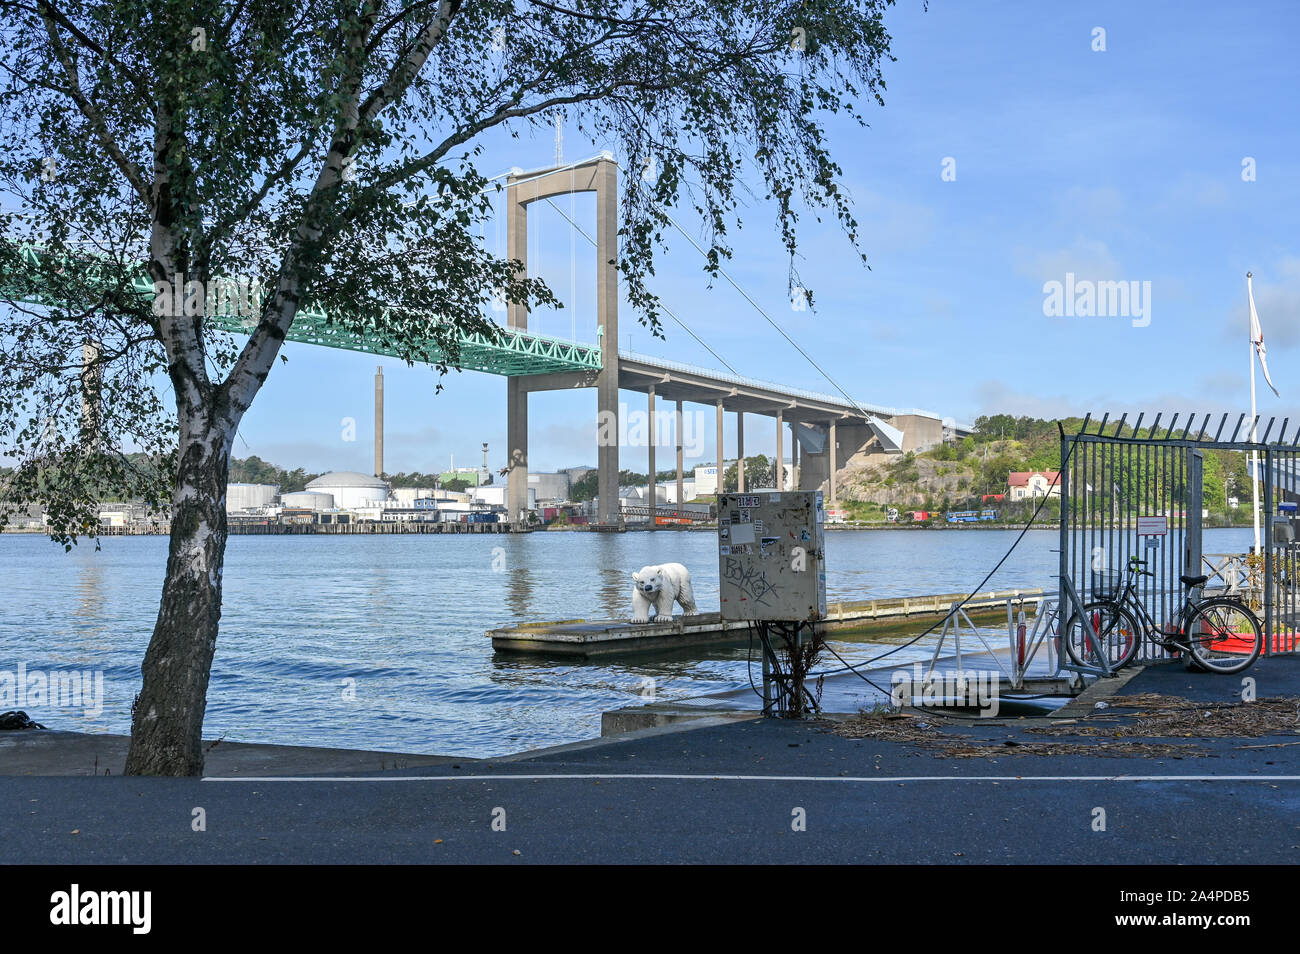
<box><xmin>124</xmin><ymin>423</ymin><xmax>232</xmax><ymax>776</ymax></box>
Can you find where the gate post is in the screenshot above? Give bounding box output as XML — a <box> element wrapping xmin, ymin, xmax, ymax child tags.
<box><xmin>1264</xmin><ymin>445</ymin><xmax>1274</xmax><ymax>654</ymax></box>
<box><xmin>1058</xmin><ymin>425</ymin><xmax>1071</xmax><ymax>637</ymax></box>
<box><xmin>1186</xmin><ymin>450</ymin><xmax>1203</xmax><ymax>588</ymax></box>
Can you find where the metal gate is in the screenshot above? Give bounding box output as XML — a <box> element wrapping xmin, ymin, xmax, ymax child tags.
<box><xmin>1260</xmin><ymin>446</ymin><xmax>1300</xmax><ymax>654</ymax></box>
<box><xmin>1060</xmin><ymin>413</ymin><xmax>1300</xmax><ymax>677</ymax></box>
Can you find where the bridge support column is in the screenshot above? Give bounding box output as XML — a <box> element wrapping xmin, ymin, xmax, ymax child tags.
<box><xmin>647</xmin><ymin>385</ymin><xmax>656</xmax><ymax>527</ymax></box>
<box><xmin>80</xmin><ymin>339</ymin><xmax>101</xmax><ymax>449</ymax></box>
<box><xmin>506</xmin><ymin>181</ymin><xmax>530</xmax><ymax>527</ymax></box>
<box><xmin>507</xmin><ymin>381</ymin><xmax>528</xmax><ymax>524</ymax></box>
<box><xmin>737</xmin><ymin>411</ymin><xmax>745</xmax><ymax>493</ymax></box>
<box><xmin>374</xmin><ymin>366</ymin><xmax>384</xmax><ymax>477</ymax></box>
<box><xmin>829</xmin><ymin>420</ymin><xmax>838</xmax><ymax>507</ymax></box>
<box><xmin>715</xmin><ymin>400</ymin><xmax>724</xmax><ymax>496</ymax></box>
<box><xmin>775</xmin><ymin>411</ymin><xmax>783</xmax><ymax>490</ymax></box>
<box><xmin>594</xmin><ymin>160</ymin><xmax>620</xmax><ymax>527</ymax></box>
<box><xmin>675</xmin><ymin>400</ymin><xmax>684</xmax><ymax>510</ymax></box>
<box><xmin>792</xmin><ymin>425</ymin><xmax>799</xmax><ymax>488</ymax></box>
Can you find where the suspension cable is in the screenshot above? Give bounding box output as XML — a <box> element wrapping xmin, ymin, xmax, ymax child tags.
<box><xmin>541</xmin><ymin>196</ymin><xmax>742</xmax><ymax>376</ymax></box>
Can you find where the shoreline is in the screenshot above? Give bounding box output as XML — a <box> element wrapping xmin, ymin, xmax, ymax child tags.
<box><xmin>11</xmin><ymin>654</ymin><xmax>1296</xmax><ymax>779</ymax></box>
<box><xmin>5</xmin><ymin>521</ymin><xmax>1258</xmax><ymax>536</ymax></box>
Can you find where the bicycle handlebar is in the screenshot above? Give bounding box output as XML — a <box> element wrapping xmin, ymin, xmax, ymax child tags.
<box><xmin>1127</xmin><ymin>556</ymin><xmax>1154</xmax><ymax>576</ymax></box>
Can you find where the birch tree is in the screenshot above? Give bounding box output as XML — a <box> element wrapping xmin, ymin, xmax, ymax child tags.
<box><xmin>0</xmin><ymin>0</ymin><xmax>897</xmax><ymax>774</ymax></box>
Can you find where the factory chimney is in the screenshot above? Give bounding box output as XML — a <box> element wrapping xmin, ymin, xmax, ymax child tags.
<box><xmin>374</xmin><ymin>366</ymin><xmax>384</xmax><ymax>476</ymax></box>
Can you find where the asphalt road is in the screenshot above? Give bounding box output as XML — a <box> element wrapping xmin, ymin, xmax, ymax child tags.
<box><xmin>4</xmin><ymin>657</ymin><xmax>1298</xmax><ymax>864</ymax></box>
<box><xmin>4</xmin><ymin>713</ymin><xmax>1299</xmax><ymax>864</ymax></box>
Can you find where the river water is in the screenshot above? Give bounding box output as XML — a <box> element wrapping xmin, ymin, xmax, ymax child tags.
<box><xmin>0</xmin><ymin>526</ymin><xmax>1254</xmax><ymax>757</ymax></box>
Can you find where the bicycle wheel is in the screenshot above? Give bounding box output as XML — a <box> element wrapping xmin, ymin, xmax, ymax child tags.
<box><xmin>1064</xmin><ymin>601</ymin><xmax>1141</xmax><ymax>670</ymax></box>
<box><xmin>1184</xmin><ymin>598</ymin><xmax>1263</xmax><ymax>674</ymax></box>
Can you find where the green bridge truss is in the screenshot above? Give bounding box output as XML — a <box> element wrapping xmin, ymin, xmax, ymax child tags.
<box><xmin>0</xmin><ymin>242</ymin><xmax>603</xmax><ymax>376</ymax></box>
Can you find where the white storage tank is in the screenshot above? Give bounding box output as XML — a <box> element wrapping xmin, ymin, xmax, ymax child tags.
<box><xmin>280</xmin><ymin>491</ymin><xmax>335</xmax><ymax>510</ymax></box>
<box><xmin>227</xmin><ymin>483</ymin><xmax>280</xmax><ymax>511</ymax></box>
<box><xmin>390</xmin><ymin>486</ymin><xmax>435</xmax><ymax>505</ymax></box>
<box><xmin>527</xmin><ymin>472</ymin><xmax>570</xmax><ymax>502</ymax></box>
<box><xmin>305</xmin><ymin>471</ymin><xmax>390</xmax><ymax>509</ymax></box>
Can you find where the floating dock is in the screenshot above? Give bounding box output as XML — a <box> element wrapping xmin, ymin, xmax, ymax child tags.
<box><xmin>489</xmin><ymin>588</ymin><xmax>1043</xmax><ymax>657</ymax></box>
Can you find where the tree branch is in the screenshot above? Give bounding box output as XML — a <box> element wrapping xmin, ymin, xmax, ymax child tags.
<box><xmin>37</xmin><ymin>2</ymin><xmax>152</xmax><ymax>208</ymax></box>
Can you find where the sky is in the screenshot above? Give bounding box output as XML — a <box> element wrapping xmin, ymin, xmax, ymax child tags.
<box><xmin>143</xmin><ymin>2</ymin><xmax>1300</xmax><ymax>476</ymax></box>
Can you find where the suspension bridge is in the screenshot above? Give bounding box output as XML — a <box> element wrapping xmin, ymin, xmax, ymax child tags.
<box><xmin>0</xmin><ymin>155</ymin><xmax>971</xmax><ymax>527</ymax></box>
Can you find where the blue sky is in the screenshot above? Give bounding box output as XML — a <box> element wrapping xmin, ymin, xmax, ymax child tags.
<box><xmin>233</xmin><ymin>0</ymin><xmax>1300</xmax><ymax>477</ymax></box>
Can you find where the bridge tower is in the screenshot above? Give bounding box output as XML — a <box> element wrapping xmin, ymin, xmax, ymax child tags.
<box><xmin>374</xmin><ymin>366</ymin><xmax>384</xmax><ymax>477</ymax></box>
<box><xmin>505</xmin><ymin>155</ymin><xmax>620</xmax><ymax>527</ymax></box>
<box><xmin>80</xmin><ymin>338</ymin><xmax>102</xmax><ymax>449</ymax></box>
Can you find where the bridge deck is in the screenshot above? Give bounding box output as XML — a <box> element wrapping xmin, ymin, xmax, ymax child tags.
<box><xmin>1</xmin><ymin>241</ymin><xmax>972</xmax><ymax>425</ymax></box>
<box><xmin>0</xmin><ymin>242</ymin><xmax>602</xmax><ymax>376</ymax></box>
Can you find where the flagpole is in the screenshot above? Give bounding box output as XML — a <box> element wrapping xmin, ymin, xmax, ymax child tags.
<box><xmin>1249</xmin><ymin>270</ymin><xmax>1261</xmax><ymax>554</ymax></box>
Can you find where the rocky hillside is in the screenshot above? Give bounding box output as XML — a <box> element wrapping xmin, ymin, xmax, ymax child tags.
<box><xmin>831</xmin><ymin>414</ymin><xmax>1250</xmax><ymax>524</ymax></box>
<box><xmin>836</xmin><ymin>439</ymin><xmax>1028</xmax><ymax>512</ymax></box>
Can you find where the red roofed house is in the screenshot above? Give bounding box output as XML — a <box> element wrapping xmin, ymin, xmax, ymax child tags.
<box><xmin>1007</xmin><ymin>471</ymin><xmax>1061</xmax><ymax>500</ymax></box>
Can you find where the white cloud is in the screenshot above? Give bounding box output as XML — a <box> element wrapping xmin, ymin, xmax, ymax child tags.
<box><xmin>1056</xmin><ymin>185</ymin><xmax>1126</xmax><ymax>223</ymax></box>
<box><xmin>972</xmin><ymin>378</ymin><xmax>1300</xmax><ymax>434</ymax></box>
<box><xmin>839</xmin><ymin>187</ymin><xmax>936</xmax><ymax>252</ymax></box>
<box><xmin>1011</xmin><ymin>237</ymin><xmax>1122</xmax><ymax>286</ymax></box>
<box><xmin>1160</xmin><ymin>172</ymin><xmax>1232</xmax><ymax>210</ymax></box>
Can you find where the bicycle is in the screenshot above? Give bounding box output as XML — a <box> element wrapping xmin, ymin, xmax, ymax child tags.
<box><xmin>1064</xmin><ymin>556</ymin><xmax>1264</xmax><ymax>675</ymax></box>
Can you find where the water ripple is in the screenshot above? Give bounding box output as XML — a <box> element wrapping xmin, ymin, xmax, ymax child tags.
<box><xmin>0</xmin><ymin>527</ymin><xmax>1254</xmax><ymax>757</ymax></box>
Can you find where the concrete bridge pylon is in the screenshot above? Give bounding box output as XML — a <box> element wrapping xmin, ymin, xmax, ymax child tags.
<box><xmin>505</xmin><ymin>155</ymin><xmax>620</xmax><ymax>527</ymax></box>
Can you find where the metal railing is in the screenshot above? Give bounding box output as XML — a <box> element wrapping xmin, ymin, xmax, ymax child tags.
<box><xmin>1059</xmin><ymin>413</ymin><xmax>1300</xmax><ymax>674</ymax></box>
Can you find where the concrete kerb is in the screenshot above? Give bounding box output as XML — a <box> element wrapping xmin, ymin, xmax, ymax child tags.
<box><xmin>500</xmin><ymin>712</ymin><xmax>759</xmax><ymax>762</ymax></box>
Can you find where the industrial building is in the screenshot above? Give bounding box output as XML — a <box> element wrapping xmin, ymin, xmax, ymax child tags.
<box><xmin>527</xmin><ymin>471</ymin><xmax>570</xmax><ymax>503</ymax></box>
<box><xmin>280</xmin><ymin>491</ymin><xmax>335</xmax><ymax>510</ymax></box>
<box><xmin>438</xmin><ymin>468</ymin><xmax>484</xmax><ymax>487</ymax></box>
<box><xmin>227</xmin><ymin>482</ymin><xmax>280</xmax><ymax>510</ymax></box>
<box><xmin>390</xmin><ymin>486</ymin><xmax>436</xmax><ymax>505</ymax></box>
<box><xmin>693</xmin><ymin>465</ymin><xmax>719</xmax><ymax>496</ymax></box>
<box><xmin>305</xmin><ymin>471</ymin><xmax>391</xmax><ymax>509</ymax></box>
<box><xmin>471</xmin><ymin>485</ymin><xmax>537</xmax><ymax>510</ymax></box>
<box><xmin>218</xmin><ymin>452</ymin><xmax>609</xmax><ymax>528</ymax></box>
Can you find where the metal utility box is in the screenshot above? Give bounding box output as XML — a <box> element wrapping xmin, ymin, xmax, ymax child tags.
<box><xmin>717</xmin><ymin>491</ymin><xmax>826</xmax><ymax>621</ymax></box>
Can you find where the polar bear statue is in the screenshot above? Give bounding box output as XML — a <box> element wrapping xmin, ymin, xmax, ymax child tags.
<box><xmin>630</xmin><ymin>563</ymin><xmax>699</xmax><ymax>623</ymax></box>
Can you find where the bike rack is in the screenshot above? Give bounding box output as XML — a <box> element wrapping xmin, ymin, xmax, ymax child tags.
<box><xmin>1055</xmin><ymin>573</ymin><xmax>1117</xmax><ymax>685</ymax></box>
<box><xmin>923</xmin><ymin>601</ymin><xmax>1011</xmax><ymax>684</ymax></box>
<box><xmin>1008</xmin><ymin>596</ymin><xmax>1060</xmax><ymax>689</ymax></box>
<box><xmin>919</xmin><ymin>594</ymin><xmax>1067</xmax><ymax>691</ymax></box>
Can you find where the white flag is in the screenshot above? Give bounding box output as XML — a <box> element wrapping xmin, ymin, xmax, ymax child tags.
<box><xmin>1248</xmin><ymin>272</ymin><xmax>1280</xmax><ymax>397</ymax></box>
